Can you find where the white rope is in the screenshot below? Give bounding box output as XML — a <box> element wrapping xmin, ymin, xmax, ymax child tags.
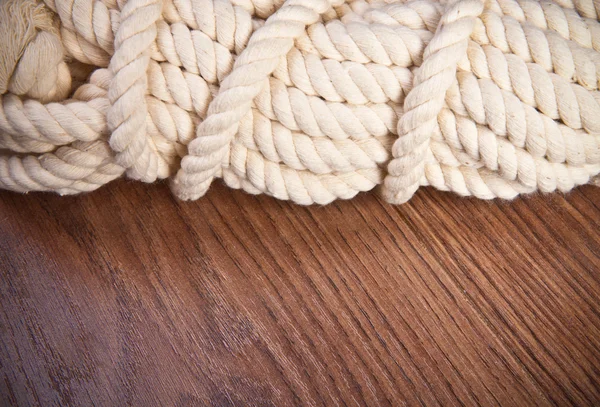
<box><xmin>0</xmin><ymin>0</ymin><xmax>598</xmax><ymax>205</ymax></box>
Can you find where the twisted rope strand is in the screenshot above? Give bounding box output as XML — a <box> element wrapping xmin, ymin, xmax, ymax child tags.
<box><xmin>172</xmin><ymin>0</ymin><xmax>338</xmax><ymax>200</ymax></box>
<box><xmin>383</xmin><ymin>0</ymin><xmax>484</xmax><ymax>203</ymax></box>
<box><xmin>0</xmin><ymin>0</ymin><xmax>598</xmax><ymax>205</ymax></box>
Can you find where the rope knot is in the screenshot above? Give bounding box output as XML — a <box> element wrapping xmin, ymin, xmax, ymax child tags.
<box><xmin>0</xmin><ymin>0</ymin><xmax>598</xmax><ymax>203</ymax></box>
<box><xmin>0</xmin><ymin>0</ymin><xmax>71</xmax><ymax>103</ymax></box>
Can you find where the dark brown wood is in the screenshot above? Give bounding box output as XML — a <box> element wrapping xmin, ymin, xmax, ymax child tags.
<box><xmin>0</xmin><ymin>180</ymin><xmax>599</xmax><ymax>406</ymax></box>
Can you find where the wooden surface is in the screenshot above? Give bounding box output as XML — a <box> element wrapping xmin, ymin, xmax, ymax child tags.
<box><xmin>0</xmin><ymin>181</ymin><xmax>599</xmax><ymax>407</ymax></box>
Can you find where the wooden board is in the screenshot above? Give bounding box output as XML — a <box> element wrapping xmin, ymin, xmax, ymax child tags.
<box><xmin>1</xmin><ymin>181</ymin><xmax>599</xmax><ymax>406</ymax></box>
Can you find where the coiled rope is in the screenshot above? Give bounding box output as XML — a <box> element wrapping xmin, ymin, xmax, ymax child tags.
<box><xmin>1</xmin><ymin>0</ymin><xmax>599</xmax><ymax>204</ymax></box>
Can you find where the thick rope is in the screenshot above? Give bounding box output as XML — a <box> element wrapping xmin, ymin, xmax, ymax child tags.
<box><xmin>0</xmin><ymin>0</ymin><xmax>598</xmax><ymax>205</ymax></box>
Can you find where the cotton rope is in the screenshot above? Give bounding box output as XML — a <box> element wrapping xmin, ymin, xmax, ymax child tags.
<box><xmin>1</xmin><ymin>0</ymin><xmax>599</xmax><ymax>205</ymax></box>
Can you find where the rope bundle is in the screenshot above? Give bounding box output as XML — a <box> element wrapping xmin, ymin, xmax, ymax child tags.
<box><xmin>0</xmin><ymin>0</ymin><xmax>599</xmax><ymax>204</ymax></box>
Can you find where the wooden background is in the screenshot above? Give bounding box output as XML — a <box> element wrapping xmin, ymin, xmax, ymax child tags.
<box><xmin>0</xmin><ymin>181</ymin><xmax>599</xmax><ymax>406</ymax></box>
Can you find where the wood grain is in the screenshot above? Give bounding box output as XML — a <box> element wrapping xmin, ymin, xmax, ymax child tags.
<box><xmin>0</xmin><ymin>181</ymin><xmax>599</xmax><ymax>406</ymax></box>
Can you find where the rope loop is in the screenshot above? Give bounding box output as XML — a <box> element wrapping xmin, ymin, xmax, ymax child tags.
<box><xmin>0</xmin><ymin>0</ymin><xmax>598</xmax><ymax>203</ymax></box>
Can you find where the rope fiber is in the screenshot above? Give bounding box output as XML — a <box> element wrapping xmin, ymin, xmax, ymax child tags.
<box><xmin>1</xmin><ymin>0</ymin><xmax>599</xmax><ymax>204</ymax></box>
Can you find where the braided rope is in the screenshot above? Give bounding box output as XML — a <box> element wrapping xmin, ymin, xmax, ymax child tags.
<box><xmin>0</xmin><ymin>0</ymin><xmax>598</xmax><ymax>204</ymax></box>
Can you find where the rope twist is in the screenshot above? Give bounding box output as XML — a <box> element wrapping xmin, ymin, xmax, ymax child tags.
<box><xmin>0</xmin><ymin>0</ymin><xmax>598</xmax><ymax>205</ymax></box>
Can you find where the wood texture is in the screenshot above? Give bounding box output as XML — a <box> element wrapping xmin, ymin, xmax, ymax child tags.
<box><xmin>0</xmin><ymin>181</ymin><xmax>599</xmax><ymax>407</ymax></box>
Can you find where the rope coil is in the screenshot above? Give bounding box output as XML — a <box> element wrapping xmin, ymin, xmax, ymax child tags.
<box><xmin>0</xmin><ymin>0</ymin><xmax>598</xmax><ymax>204</ymax></box>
